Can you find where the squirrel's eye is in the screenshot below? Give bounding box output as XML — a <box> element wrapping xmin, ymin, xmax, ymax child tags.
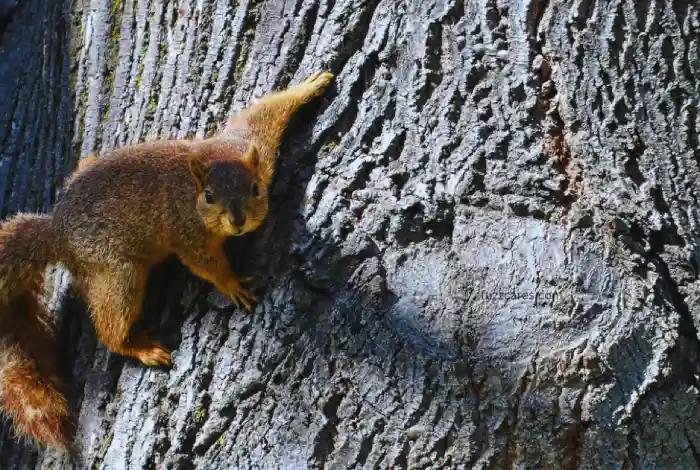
<box><xmin>252</xmin><ymin>183</ymin><xmax>260</xmax><ymax>197</ymax></box>
<box><xmin>204</xmin><ymin>189</ymin><xmax>214</xmax><ymax>204</ymax></box>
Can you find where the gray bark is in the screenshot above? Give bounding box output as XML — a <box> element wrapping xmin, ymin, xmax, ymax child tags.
<box><xmin>1</xmin><ymin>0</ymin><xmax>700</xmax><ymax>468</ymax></box>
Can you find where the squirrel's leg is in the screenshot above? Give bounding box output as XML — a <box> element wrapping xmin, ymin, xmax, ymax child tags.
<box><xmin>178</xmin><ymin>245</ymin><xmax>257</xmax><ymax>311</ymax></box>
<box><xmin>81</xmin><ymin>264</ymin><xmax>171</xmax><ymax>367</ymax></box>
<box><xmin>226</xmin><ymin>71</ymin><xmax>334</xmax><ymax>184</ymax></box>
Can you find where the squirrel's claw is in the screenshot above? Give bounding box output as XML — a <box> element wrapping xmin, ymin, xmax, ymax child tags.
<box><xmin>135</xmin><ymin>340</ymin><xmax>172</xmax><ymax>368</ymax></box>
<box><xmin>302</xmin><ymin>70</ymin><xmax>334</xmax><ymax>97</ymax></box>
<box><xmin>227</xmin><ymin>281</ymin><xmax>258</xmax><ymax>312</ymax></box>
<box><xmin>231</xmin><ymin>291</ymin><xmax>258</xmax><ymax>312</ymax></box>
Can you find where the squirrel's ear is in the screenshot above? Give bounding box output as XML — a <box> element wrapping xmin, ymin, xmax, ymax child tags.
<box><xmin>188</xmin><ymin>155</ymin><xmax>210</xmax><ymax>193</ymax></box>
<box><xmin>245</xmin><ymin>143</ymin><xmax>268</xmax><ymax>183</ymax></box>
<box><xmin>245</xmin><ymin>143</ymin><xmax>260</xmax><ymax>170</ymax></box>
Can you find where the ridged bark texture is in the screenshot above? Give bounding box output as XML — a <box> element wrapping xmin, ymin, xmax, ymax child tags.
<box><xmin>1</xmin><ymin>0</ymin><xmax>700</xmax><ymax>468</ymax></box>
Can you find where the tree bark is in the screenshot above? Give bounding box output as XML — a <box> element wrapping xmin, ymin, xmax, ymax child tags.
<box><xmin>1</xmin><ymin>0</ymin><xmax>700</xmax><ymax>468</ymax></box>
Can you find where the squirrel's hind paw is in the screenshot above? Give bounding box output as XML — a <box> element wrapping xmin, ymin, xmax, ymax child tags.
<box><xmin>132</xmin><ymin>338</ymin><xmax>172</xmax><ymax>367</ymax></box>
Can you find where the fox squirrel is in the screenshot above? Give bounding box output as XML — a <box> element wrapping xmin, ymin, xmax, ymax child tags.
<box><xmin>0</xmin><ymin>71</ymin><xmax>334</xmax><ymax>450</ymax></box>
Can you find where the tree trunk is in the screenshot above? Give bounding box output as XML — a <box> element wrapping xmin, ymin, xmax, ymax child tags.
<box><xmin>1</xmin><ymin>0</ymin><xmax>700</xmax><ymax>468</ymax></box>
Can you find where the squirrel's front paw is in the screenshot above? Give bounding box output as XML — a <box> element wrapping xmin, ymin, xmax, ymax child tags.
<box><xmin>133</xmin><ymin>339</ymin><xmax>172</xmax><ymax>367</ymax></box>
<box><xmin>226</xmin><ymin>277</ymin><xmax>258</xmax><ymax>312</ymax></box>
<box><xmin>302</xmin><ymin>70</ymin><xmax>334</xmax><ymax>96</ymax></box>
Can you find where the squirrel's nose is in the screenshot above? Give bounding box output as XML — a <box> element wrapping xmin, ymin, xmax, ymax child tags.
<box><xmin>231</xmin><ymin>206</ymin><xmax>246</xmax><ymax>227</ymax></box>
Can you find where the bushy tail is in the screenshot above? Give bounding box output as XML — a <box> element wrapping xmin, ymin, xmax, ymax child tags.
<box><xmin>0</xmin><ymin>214</ymin><xmax>71</xmax><ymax>449</ymax></box>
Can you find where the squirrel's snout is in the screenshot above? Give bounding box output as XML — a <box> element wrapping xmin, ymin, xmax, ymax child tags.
<box><xmin>231</xmin><ymin>205</ymin><xmax>246</xmax><ymax>228</ymax></box>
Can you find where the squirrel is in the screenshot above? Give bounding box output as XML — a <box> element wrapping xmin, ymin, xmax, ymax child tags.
<box><xmin>0</xmin><ymin>71</ymin><xmax>334</xmax><ymax>450</ymax></box>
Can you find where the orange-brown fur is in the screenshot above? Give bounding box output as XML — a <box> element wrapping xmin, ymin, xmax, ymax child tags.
<box><xmin>63</xmin><ymin>153</ymin><xmax>99</xmax><ymax>188</ymax></box>
<box><xmin>0</xmin><ymin>71</ymin><xmax>333</xmax><ymax>450</ymax></box>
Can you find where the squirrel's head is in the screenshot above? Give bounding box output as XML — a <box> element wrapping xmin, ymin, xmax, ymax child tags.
<box><xmin>188</xmin><ymin>144</ymin><xmax>268</xmax><ymax>237</ymax></box>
